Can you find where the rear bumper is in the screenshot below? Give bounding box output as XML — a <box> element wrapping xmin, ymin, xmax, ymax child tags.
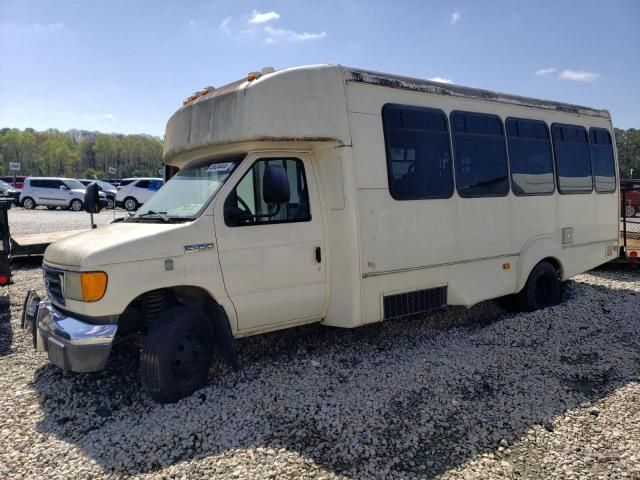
<box><xmin>23</xmin><ymin>292</ymin><xmax>117</xmax><ymax>372</ymax></box>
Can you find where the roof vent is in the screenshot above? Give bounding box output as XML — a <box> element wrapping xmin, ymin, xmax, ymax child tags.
<box><xmin>261</xmin><ymin>66</ymin><xmax>275</xmax><ymax>75</ymax></box>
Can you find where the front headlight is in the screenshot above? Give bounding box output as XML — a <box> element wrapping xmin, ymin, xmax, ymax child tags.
<box><xmin>64</xmin><ymin>271</ymin><xmax>108</xmax><ymax>302</ymax></box>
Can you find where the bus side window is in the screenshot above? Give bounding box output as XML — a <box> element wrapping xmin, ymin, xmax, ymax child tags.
<box><xmin>506</xmin><ymin>118</ymin><xmax>555</xmax><ymax>196</ymax></box>
<box><xmin>589</xmin><ymin>128</ymin><xmax>616</xmax><ymax>193</ymax></box>
<box><xmin>382</xmin><ymin>104</ymin><xmax>453</xmax><ymax>200</ymax></box>
<box><xmin>551</xmin><ymin>124</ymin><xmax>593</xmax><ymax>194</ymax></box>
<box><xmin>451</xmin><ymin>111</ymin><xmax>510</xmax><ymax>198</ymax></box>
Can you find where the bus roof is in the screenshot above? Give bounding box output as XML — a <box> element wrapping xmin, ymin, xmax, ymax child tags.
<box><xmin>164</xmin><ymin>64</ymin><xmax>610</xmax><ymax>164</ymax></box>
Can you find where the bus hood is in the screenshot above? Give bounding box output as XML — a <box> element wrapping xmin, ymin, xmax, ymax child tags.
<box><xmin>43</xmin><ymin>221</ymin><xmax>195</xmax><ymax>268</ymax></box>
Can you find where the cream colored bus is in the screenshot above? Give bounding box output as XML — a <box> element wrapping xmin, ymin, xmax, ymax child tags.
<box><xmin>25</xmin><ymin>65</ymin><xmax>619</xmax><ymax>402</ymax></box>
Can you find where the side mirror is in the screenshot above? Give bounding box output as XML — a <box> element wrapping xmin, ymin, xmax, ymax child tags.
<box><xmin>263</xmin><ymin>165</ymin><xmax>290</xmax><ymax>204</ymax></box>
<box><xmin>84</xmin><ymin>183</ymin><xmax>103</xmax><ymax>214</ymax></box>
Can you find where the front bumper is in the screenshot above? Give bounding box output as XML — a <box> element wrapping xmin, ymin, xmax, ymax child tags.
<box><xmin>22</xmin><ymin>291</ymin><xmax>118</xmax><ymax>372</ymax></box>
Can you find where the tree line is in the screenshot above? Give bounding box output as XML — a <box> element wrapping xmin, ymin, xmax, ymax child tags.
<box><xmin>0</xmin><ymin>128</ymin><xmax>163</xmax><ymax>180</ymax></box>
<box><xmin>1</xmin><ymin>126</ymin><xmax>639</xmax><ymax>181</ymax></box>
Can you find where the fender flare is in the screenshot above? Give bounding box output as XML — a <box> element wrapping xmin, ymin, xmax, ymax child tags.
<box><xmin>515</xmin><ymin>235</ymin><xmax>564</xmax><ymax>292</ymax></box>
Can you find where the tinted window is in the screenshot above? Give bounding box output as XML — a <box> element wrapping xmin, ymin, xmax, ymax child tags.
<box><xmin>135</xmin><ymin>180</ymin><xmax>150</xmax><ymax>189</ymax></box>
<box><xmin>551</xmin><ymin>124</ymin><xmax>592</xmax><ymax>193</ymax></box>
<box><xmin>120</xmin><ymin>179</ymin><xmax>135</xmax><ymax>187</ymax></box>
<box><xmin>30</xmin><ymin>179</ymin><xmax>46</xmax><ymax>188</ymax></box>
<box><xmin>225</xmin><ymin>158</ymin><xmax>310</xmax><ymax>226</ymax></box>
<box><xmin>149</xmin><ymin>180</ymin><xmax>163</xmax><ymax>191</ymax></box>
<box><xmin>506</xmin><ymin>118</ymin><xmax>554</xmax><ymax>195</ymax></box>
<box><xmin>382</xmin><ymin>105</ymin><xmax>453</xmax><ymax>200</ymax></box>
<box><xmin>589</xmin><ymin>128</ymin><xmax>616</xmax><ymax>193</ymax></box>
<box><xmin>451</xmin><ymin>111</ymin><xmax>509</xmax><ymax>197</ymax></box>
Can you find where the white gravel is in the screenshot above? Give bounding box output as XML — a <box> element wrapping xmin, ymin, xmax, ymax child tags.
<box><xmin>7</xmin><ymin>206</ymin><xmax>127</xmax><ymax>236</ymax></box>
<box><xmin>0</xmin><ymin>210</ymin><xmax>639</xmax><ymax>479</ymax></box>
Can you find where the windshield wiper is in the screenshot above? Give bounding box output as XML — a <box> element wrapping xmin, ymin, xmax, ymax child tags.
<box><xmin>137</xmin><ymin>210</ymin><xmax>170</xmax><ymax>222</ymax></box>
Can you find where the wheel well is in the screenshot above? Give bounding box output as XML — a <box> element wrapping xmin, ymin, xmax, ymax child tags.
<box><xmin>539</xmin><ymin>256</ymin><xmax>562</xmax><ymax>277</ymax></box>
<box><xmin>117</xmin><ymin>286</ymin><xmax>237</xmax><ymax>365</ymax></box>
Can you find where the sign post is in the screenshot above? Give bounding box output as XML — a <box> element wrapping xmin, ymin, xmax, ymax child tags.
<box><xmin>9</xmin><ymin>162</ymin><xmax>20</xmax><ymax>188</ymax></box>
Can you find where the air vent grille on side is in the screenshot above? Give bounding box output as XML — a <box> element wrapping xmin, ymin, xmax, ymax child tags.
<box><xmin>383</xmin><ymin>286</ymin><xmax>447</xmax><ymax>320</ymax></box>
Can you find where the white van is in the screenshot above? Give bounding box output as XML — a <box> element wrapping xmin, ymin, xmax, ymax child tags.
<box><xmin>20</xmin><ymin>177</ymin><xmax>99</xmax><ymax>211</ymax></box>
<box><xmin>24</xmin><ymin>65</ymin><xmax>619</xmax><ymax>402</ymax></box>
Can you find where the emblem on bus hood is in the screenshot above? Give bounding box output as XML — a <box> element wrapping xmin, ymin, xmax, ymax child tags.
<box><xmin>184</xmin><ymin>243</ymin><xmax>214</xmax><ymax>253</ymax></box>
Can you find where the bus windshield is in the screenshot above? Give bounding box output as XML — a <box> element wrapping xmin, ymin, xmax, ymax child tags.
<box><xmin>132</xmin><ymin>156</ymin><xmax>243</xmax><ymax>220</ymax></box>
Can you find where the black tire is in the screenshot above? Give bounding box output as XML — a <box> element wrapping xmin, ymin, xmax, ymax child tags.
<box><xmin>69</xmin><ymin>199</ymin><xmax>83</xmax><ymax>211</ymax></box>
<box><xmin>517</xmin><ymin>261</ymin><xmax>561</xmax><ymax>311</ymax></box>
<box><xmin>22</xmin><ymin>197</ymin><xmax>35</xmax><ymax>209</ymax></box>
<box><xmin>140</xmin><ymin>307</ymin><xmax>213</xmax><ymax>403</ymax></box>
<box><xmin>107</xmin><ymin>198</ymin><xmax>115</xmax><ymax>209</ymax></box>
<box><xmin>124</xmin><ymin>197</ymin><xmax>138</xmax><ymax>211</ymax></box>
<box><xmin>496</xmin><ymin>294</ymin><xmax>520</xmax><ymax>312</ymax></box>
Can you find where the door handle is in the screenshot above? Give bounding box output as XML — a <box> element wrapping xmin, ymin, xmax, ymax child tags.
<box><xmin>315</xmin><ymin>246</ymin><xmax>321</xmax><ymax>263</ymax></box>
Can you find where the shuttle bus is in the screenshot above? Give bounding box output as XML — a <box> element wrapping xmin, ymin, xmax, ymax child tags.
<box><xmin>24</xmin><ymin>65</ymin><xmax>619</xmax><ymax>402</ymax></box>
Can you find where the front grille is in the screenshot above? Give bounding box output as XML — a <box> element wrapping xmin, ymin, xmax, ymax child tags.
<box><xmin>43</xmin><ymin>265</ymin><xmax>65</xmax><ymax>305</ymax></box>
<box><xmin>383</xmin><ymin>286</ymin><xmax>447</xmax><ymax>320</ymax></box>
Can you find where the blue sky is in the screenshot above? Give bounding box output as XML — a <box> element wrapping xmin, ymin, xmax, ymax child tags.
<box><xmin>1</xmin><ymin>0</ymin><xmax>638</xmax><ymax>137</ymax></box>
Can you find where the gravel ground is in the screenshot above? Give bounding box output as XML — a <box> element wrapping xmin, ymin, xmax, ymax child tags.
<box><xmin>0</xmin><ymin>210</ymin><xmax>639</xmax><ymax>479</ymax></box>
<box><xmin>7</xmin><ymin>206</ymin><xmax>127</xmax><ymax>236</ymax></box>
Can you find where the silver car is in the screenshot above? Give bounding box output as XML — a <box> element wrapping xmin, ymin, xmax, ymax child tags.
<box><xmin>19</xmin><ymin>177</ymin><xmax>103</xmax><ymax>211</ymax></box>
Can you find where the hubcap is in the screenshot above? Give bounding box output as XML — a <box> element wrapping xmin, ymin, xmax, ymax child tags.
<box><xmin>626</xmin><ymin>206</ymin><xmax>636</xmax><ymax>217</ymax></box>
<box><xmin>172</xmin><ymin>331</ymin><xmax>205</xmax><ymax>382</ymax></box>
<box><xmin>125</xmin><ymin>199</ymin><xmax>136</xmax><ymax>210</ymax></box>
<box><xmin>72</xmin><ymin>201</ymin><xmax>81</xmax><ymax>211</ymax></box>
<box><xmin>24</xmin><ymin>199</ymin><xmax>33</xmax><ymax>209</ymax></box>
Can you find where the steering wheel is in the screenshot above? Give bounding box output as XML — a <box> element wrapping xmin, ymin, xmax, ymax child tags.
<box><xmin>236</xmin><ymin>196</ymin><xmax>254</xmax><ymax>223</ymax></box>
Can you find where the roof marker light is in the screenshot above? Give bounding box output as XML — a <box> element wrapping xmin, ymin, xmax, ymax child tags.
<box><xmin>247</xmin><ymin>72</ymin><xmax>261</xmax><ymax>81</ymax></box>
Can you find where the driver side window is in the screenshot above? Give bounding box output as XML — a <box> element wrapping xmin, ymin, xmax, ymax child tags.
<box><xmin>225</xmin><ymin>158</ymin><xmax>311</xmax><ymax>227</ymax></box>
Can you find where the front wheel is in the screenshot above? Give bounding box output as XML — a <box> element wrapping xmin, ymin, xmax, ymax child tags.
<box><xmin>517</xmin><ymin>261</ymin><xmax>561</xmax><ymax>311</ymax></box>
<box><xmin>22</xmin><ymin>197</ymin><xmax>35</xmax><ymax>209</ymax></box>
<box><xmin>140</xmin><ymin>307</ymin><xmax>213</xmax><ymax>403</ymax></box>
<box><xmin>124</xmin><ymin>197</ymin><xmax>138</xmax><ymax>211</ymax></box>
<box><xmin>69</xmin><ymin>199</ymin><xmax>83</xmax><ymax>211</ymax></box>
<box><xmin>626</xmin><ymin>205</ymin><xmax>637</xmax><ymax>217</ymax></box>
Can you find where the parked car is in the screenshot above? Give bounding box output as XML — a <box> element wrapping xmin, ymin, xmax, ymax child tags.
<box><xmin>79</xmin><ymin>179</ymin><xmax>117</xmax><ymax>209</ymax></box>
<box><xmin>0</xmin><ymin>180</ymin><xmax>21</xmax><ymax>205</ymax></box>
<box><xmin>621</xmin><ymin>179</ymin><xmax>640</xmax><ymax>217</ymax></box>
<box><xmin>115</xmin><ymin>177</ymin><xmax>163</xmax><ymax>211</ymax></box>
<box><xmin>0</xmin><ymin>175</ymin><xmax>27</xmax><ymax>189</ymax></box>
<box><xmin>19</xmin><ymin>177</ymin><xmax>106</xmax><ymax>211</ymax></box>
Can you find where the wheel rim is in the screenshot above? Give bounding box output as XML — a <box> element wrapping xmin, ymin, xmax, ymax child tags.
<box><xmin>24</xmin><ymin>199</ymin><xmax>33</xmax><ymax>209</ymax></box>
<box><xmin>125</xmin><ymin>199</ymin><xmax>136</xmax><ymax>210</ymax></box>
<box><xmin>626</xmin><ymin>205</ymin><xmax>636</xmax><ymax>217</ymax></box>
<box><xmin>171</xmin><ymin>331</ymin><xmax>206</xmax><ymax>383</ymax></box>
<box><xmin>535</xmin><ymin>275</ymin><xmax>554</xmax><ymax>307</ymax></box>
<box><xmin>71</xmin><ymin>200</ymin><xmax>82</xmax><ymax>211</ymax></box>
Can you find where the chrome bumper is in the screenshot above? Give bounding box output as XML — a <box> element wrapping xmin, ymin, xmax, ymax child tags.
<box><xmin>23</xmin><ymin>291</ymin><xmax>118</xmax><ymax>373</ymax></box>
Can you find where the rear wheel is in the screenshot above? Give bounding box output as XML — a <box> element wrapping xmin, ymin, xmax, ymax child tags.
<box><xmin>140</xmin><ymin>307</ymin><xmax>213</xmax><ymax>403</ymax></box>
<box><xmin>70</xmin><ymin>199</ymin><xmax>83</xmax><ymax>211</ymax></box>
<box><xmin>22</xmin><ymin>197</ymin><xmax>35</xmax><ymax>209</ymax></box>
<box><xmin>517</xmin><ymin>261</ymin><xmax>561</xmax><ymax>311</ymax></box>
<box><xmin>124</xmin><ymin>197</ymin><xmax>138</xmax><ymax>211</ymax></box>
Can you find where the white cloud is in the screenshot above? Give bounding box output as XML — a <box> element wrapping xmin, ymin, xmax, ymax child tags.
<box><xmin>428</xmin><ymin>77</ymin><xmax>453</xmax><ymax>84</ymax></box>
<box><xmin>450</xmin><ymin>10</ymin><xmax>461</xmax><ymax>25</ymax></box>
<box><xmin>219</xmin><ymin>16</ymin><xmax>232</xmax><ymax>35</ymax></box>
<box><xmin>249</xmin><ymin>10</ymin><xmax>280</xmax><ymax>24</ymax></box>
<box><xmin>189</xmin><ymin>19</ymin><xmax>195</xmax><ymax>26</ymax></box>
<box><xmin>535</xmin><ymin>67</ymin><xmax>556</xmax><ymax>76</ymax></box>
<box><xmin>264</xmin><ymin>26</ymin><xmax>326</xmax><ymax>43</ymax></box>
<box><xmin>83</xmin><ymin>113</ymin><xmax>116</xmax><ymax>121</ymax></box>
<box><xmin>559</xmin><ymin>69</ymin><xmax>599</xmax><ymax>82</ymax></box>
<box><xmin>32</xmin><ymin>22</ymin><xmax>64</xmax><ymax>31</ymax></box>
